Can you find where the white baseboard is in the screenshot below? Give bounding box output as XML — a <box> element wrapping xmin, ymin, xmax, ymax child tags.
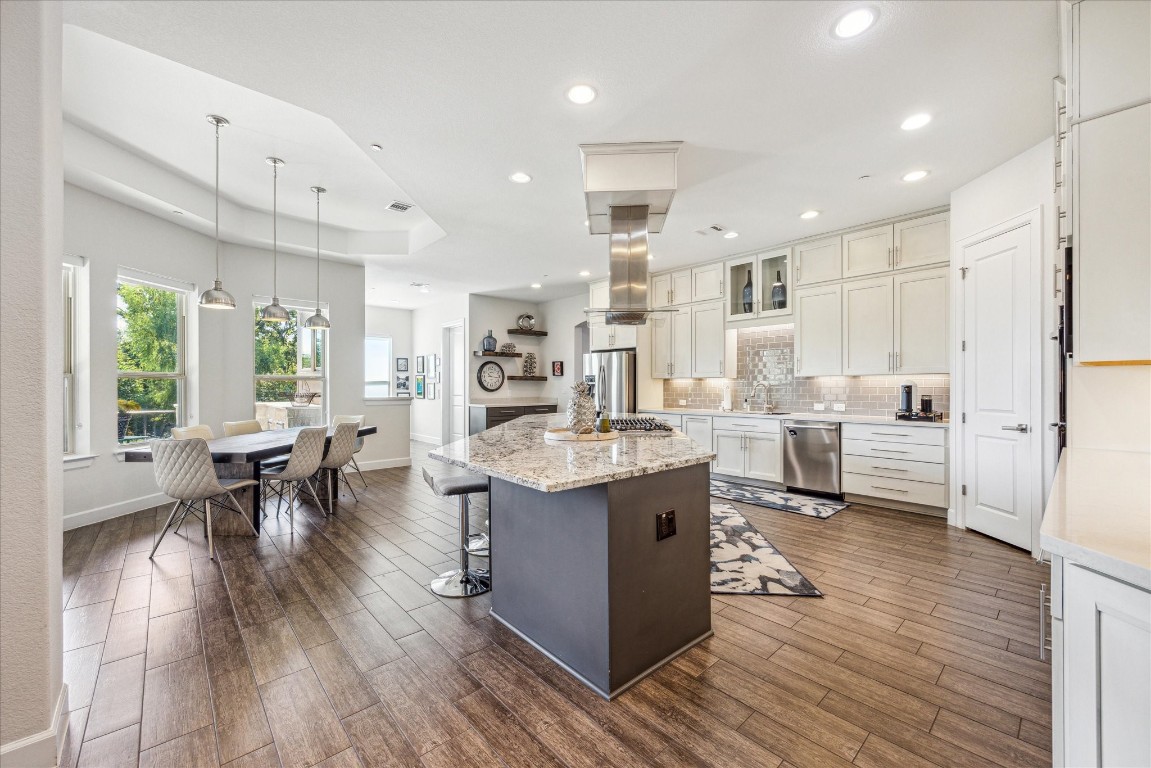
<box><xmin>410</xmin><ymin>432</ymin><xmax>442</xmax><ymax>445</ymax></box>
<box><xmin>357</xmin><ymin>457</ymin><xmax>412</xmax><ymax>471</ymax></box>
<box><xmin>63</xmin><ymin>492</ymin><xmax>167</xmax><ymax>531</ymax></box>
<box><xmin>0</xmin><ymin>684</ymin><xmax>67</xmax><ymax>768</ymax></box>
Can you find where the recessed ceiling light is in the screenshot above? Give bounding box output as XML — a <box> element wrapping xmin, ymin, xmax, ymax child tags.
<box><xmin>410</xmin><ymin>282</ymin><xmax>431</xmax><ymax>293</ymax></box>
<box><xmin>902</xmin><ymin>170</ymin><xmax>930</xmax><ymax>182</ymax></box>
<box><xmin>833</xmin><ymin>7</ymin><xmax>876</xmax><ymax>38</ymax></box>
<box><xmin>900</xmin><ymin>113</ymin><xmax>932</xmax><ymax>131</ymax></box>
<box><xmin>800</xmin><ymin>210</ymin><xmax>821</xmax><ymax>219</ymax></box>
<box><xmin>531</xmin><ymin>283</ymin><xmax>542</xmax><ymax>289</ymax></box>
<box><xmin>723</xmin><ymin>232</ymin><xmax>739</xmax><ymax>239</ymax></box>
<box><xmin>370</xmin><ymin>144</ymin><xmax>383</xmax><ymax>152</ymax></box>
<box><xmin>509</xmin><ymin>172</ymin><xmax>532</xmax><ymax>184</ymax></box>
<box><xmin>579</xmin><ymin>270</ymin><xmax>591</xmax><ymax>277</ymax></box>
<box><xmin>647</xmin><ymin>254</ymin><xmax>654</xmax><ymax>260</ymax></box>
<box><xmin>172</xmin><ymin>210</ymin><xmax>183</xmax><ymax>215</ymax></box>
<box><xmin>566</xmin><ymin>85</ymin><xmax>597</xmax><ymax>105</ymax></box>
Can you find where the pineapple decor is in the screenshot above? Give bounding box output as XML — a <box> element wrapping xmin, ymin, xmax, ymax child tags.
<box><xmin>566</xmin><ymin>380</ymin><xmax>596</xmax><ymax>434</ymax></box>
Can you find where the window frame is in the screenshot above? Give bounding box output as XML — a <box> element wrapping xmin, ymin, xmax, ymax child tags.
<box><xmin>63</xmin><ymin>263</ymin><xmax>76</xmax><ymax>454</ymax></box>
<box><xmin>364</xmin><ymin>335</ymin><xmax>393</xmax><ymax>399</ymax></box>
<box><xmin>252</xmin><ymin>299</ymin><xmax>329</xmax><ymax>428</ymax></box>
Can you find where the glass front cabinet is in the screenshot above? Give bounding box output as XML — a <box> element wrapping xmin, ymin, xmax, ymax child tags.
<box><xmin>725</xmin><ymin>248</ymin><xmax>792</xmax><ymax>322</ymax></box>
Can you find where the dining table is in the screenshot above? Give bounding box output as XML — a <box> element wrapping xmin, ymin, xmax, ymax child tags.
<box><xmin>123</xmin><ymin>424</ymin><xmax>377</xmax><ymax>534</ymax></box>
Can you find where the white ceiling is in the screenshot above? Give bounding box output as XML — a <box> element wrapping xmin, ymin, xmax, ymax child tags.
<box><xmin>61</xmin><ymin>0</ymin><xmax>1057</xmax><ymax>309</ymax></box>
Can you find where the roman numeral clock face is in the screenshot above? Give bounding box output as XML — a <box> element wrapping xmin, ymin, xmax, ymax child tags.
<box><xmin>478</xmin><ymin>361</ymin><xmax>505</xmax><ymax>392</ymax></box>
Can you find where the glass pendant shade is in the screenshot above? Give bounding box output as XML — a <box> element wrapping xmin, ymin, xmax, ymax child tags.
<box><xmin>199</xmin><ymin>115</ymin><xmax>236</xmax><ymax>309</ymax></box>
<box><xmin>304</xmin><ymin>185</ymin><xmax>330</xmax><ymax>330</ymax></box>
<box><xmin>260</xmin><ymin>157</ymin><xmax>291</xmax><ymax>323</ymax></box>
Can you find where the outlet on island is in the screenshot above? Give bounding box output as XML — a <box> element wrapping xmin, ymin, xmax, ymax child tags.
<box><xmin>656</xmin><ymin>509</ymin><xmax>676</xmax><ymax>541</ymax></box>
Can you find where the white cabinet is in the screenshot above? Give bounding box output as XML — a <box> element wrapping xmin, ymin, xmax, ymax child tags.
<box><xmin>1073</xmin><ymin>103</ymin><xmax>1151</xmax><ymax>364</ymax></box>
<box><xmin>842</xmin><ymin>225</ymin><xmax>894</xmax><ymax>279</ymax></box>
<box><xmin>691</xmin><ymin>263</ymin><xmax>724</xmax><ymax>302</ymax></box>
<box><xmin>725</xmin><ymin>249</ymin><xmax>792</xmax><ymax>322</ymax></box>
<box><xmin>682</xmin><ymin>415</ymin><xmax>713</xmax><ymax>452</ymax></box>
<box><xmin>894</xmin><ymin>212</ymin><xmax>949</xmax><ymax>270</ymax></box>
<box><xmin>1059</xmin><ymin>562</ymin><xmax>1151</xmax><ymax>768</ymax></box>
<box><xmin>794</xmin><ymin>284</ymin><xmax>842</xmax><ymax>377</ymax></box>
<box><xmin>842</xmin><ymin>276</ymin><xmax>894</xmax><ymax>375</ymax></box>
<box><xmin>589</xmin><ymin>321</ymin><xmax>636</xmax><ymax>351</ymax></box>
<box><xmin>1072</xmin><ymin>0</ymin><xmax>1151</xmax><ymax>121</ymax></box>
<box><xmin>650</xmin><ymin>313</ymin><xmax>671</xmax><ymax>379</ymax></box>
<box><xmin>894</xmin><ymin>268</ymin><xmax>948</xmax><ymax>374</ymax></box>
<box><xmin>651</xmin><ymin>273</ymin><xmax>672</xmax><ymax>309</ymax></box>
<box><xmin>725</xmin><ymin>257</ymin><xmax>758</xmax><ymax>322</ymax></box>
<box><xmin>589</xmin><ymin>322</ymin><xmax>613</xmax><ymax>351</ymax></box>
<box><xmin>589</xmin><ymin>279</ymin><xmax>609</xmax><ymax>309</ymax></box>
<box><xmin>840</xmin><ymin>423</ymin><xmax>948</xmax><ymax>508</ymax></box>
<box><xmin>712</xmin><ymin>432</ymin><xmax>746</xmax><ymax>476</ymax></box>
<box><xmin>712</xmin><ymin>418</ymin><xmax>783</xmax><ymax>482</ymax></box>
<box><xmin>670</xmin><ymin>269</ymin><xmax>693</xmax><ymax>306</ymax></box>
<box><xmin>745</xmin><ymin>433</ymin><xmax>782</xmax><ymax>483</ymax></box>
<box><xmin>651</xmin><ymin>308</ymin><xmax>692</xmax><ymax>378</ymax></box>
<box><xmin>795</xmin><ymin>236</ymin><xmax>842</xmax><ymax>287</ymax></box>
<box><xmin>690</xmin><ymin>301</ymin><xmax>724</xmax><ymax>378</ymax></box>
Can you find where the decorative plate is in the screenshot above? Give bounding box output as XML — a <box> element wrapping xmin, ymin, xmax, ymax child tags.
<box><xmin>516</xmin><ymin>313</ymin><xmax>536</xmax><ymax>331</ymax></box>
<box><xmin>477</xmin><ymin>361</ymin><xmax>505</xmax><ymax>392</ymax></box>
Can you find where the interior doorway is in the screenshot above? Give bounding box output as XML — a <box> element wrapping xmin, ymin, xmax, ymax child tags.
<box><xmin>443</xmin><ymin>321</ymin><xmax>467</xmax><ymax>445</ymax></box>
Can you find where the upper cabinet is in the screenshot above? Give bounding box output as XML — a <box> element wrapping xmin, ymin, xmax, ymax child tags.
<box><xmin>795</xmin><ymin>284</ymin><xmax>842</xmax><ymax>377</ymax></box>
<box><xmin>670</xmin><ymin>269</ymin><xmax>693</xmax><ymax>306</ymax></box>
<box><xmin>651</xmin><ymin>273</ymin><xmax>672</xmax><ymax>308</ymax></box>
<box><xmin>894</xmin><ymin>211</ymin><xmax>950</xmax><ymax>270</ymax></box>
<box><xmin>894</xmin><ymin>268</ymin><xmax>949</xmax><ymax>374</ymax></box>
<box><xmin>650</xmin><ymin>308</ymin><xmax>693</xmax><ymax>378</ymax></box>
<box><xmin>795</xmin><ymin>236</ymin><xmax>842</xmax><ymax>287</ymax></box>
<box><xmin>690</xmin><ymin>301</ymin><xmax>725</xmax><ymax>378</ymax></box>
<box><xmin>691</xmin><ymin>263</ymin><xmax>723</xmax><ymax>302</ymax></box>
<box><xmin>1072</xmin><ymin>0</ymin><xmax>1151</xmax><ymax>121</ymax></box>
<box><xmin>724</xmin><ymin>248</ymin><xmax>792</xmax><ymax>322</ymax></box>
<box><xmin>842</xmin><ymin>225</ymin><xmax>894</xmax><ymax>279</ymax></box>
<box><xmin>589</xmin><ymin>279</ymin><xmax>609</xmax><ymax>309</ymax></box>
<box><xmin>588</xmin><ymin>278</ymin><xmax>637</xmax><ymax>351</ymax></box>
<box><xmin>842</xmin><ymin>277</ymin><xmax>894</xmax><ymax>375</ymax></box>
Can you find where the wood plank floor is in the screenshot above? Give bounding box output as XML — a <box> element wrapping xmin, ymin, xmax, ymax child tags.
<box><xmin>60</xmin><ymin>442</ymin><xmax>1051</xmax><ymax>767</ymax></box>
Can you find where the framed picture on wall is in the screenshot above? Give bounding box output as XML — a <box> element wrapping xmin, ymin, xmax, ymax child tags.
<box><xmin>396</xmin><ymin>357</ymin><xmax>409</xmax><ymax>372</ymax></box>
<box><xmin>415</xmin><ymin>375</ymin><xmax>425</xmax><ymax>398</ymax></box>
<box><xmin>396</xmin><ymin>375</ymin><xmax>410</xmax><ymax>393</ymax></box>
<box><xmin>427</xmin><ymin>382</ymin><xmax>437</xmax><ymax>400</ymax></box>
<box><xmin>552</xmin><ymin>361</ymin><xmax>564</xmax><ymax>376</ymax></box>
<box><xmin>416</xmin><ymin>356</ymin><xmax>425</xmax><ymax>374</ymax></box>
<box><xmin>433</xmin><ymin>354</ymin><xmax>441</xmax><ymax>373</ymax></box>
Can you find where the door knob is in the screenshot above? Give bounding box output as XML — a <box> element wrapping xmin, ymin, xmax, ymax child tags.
<box><xmin>1001</xmin><ymin>424</ymin><xmax>1030</xmax><ymax>433</ymax></box>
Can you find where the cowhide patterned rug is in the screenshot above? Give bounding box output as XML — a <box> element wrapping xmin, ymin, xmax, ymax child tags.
<box><xmin>710</xmin><ymin>503</ymin><xmax>821</xmax><ymax>596</ymax></box>
<box><xmin>710</xmin><ymin>478</ymin><xmax>848</xmax><ymax>519</ymax></box>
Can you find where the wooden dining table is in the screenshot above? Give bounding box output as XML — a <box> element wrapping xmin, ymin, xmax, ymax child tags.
<box><xmin>123</xmin><ymin>424</ymin><xmax>377</xmax><ymax>534</ymax></box>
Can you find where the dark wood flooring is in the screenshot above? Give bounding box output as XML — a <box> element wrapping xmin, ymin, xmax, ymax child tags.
<box><xmin>60</xmin><ymin>443</ymin><xmax>1051</xmax><ymax>767</ymax></box>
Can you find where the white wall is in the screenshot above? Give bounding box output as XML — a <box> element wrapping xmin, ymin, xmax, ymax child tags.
<box><xmin>365</xmin><ymin>305</ymin><xmax>412</xmax><ymax>366</ymax></box>
<box><xmin>410</xmin><ymin>295</ymin><xmax>467</xmax><ymax>443</ymax></box>
<box><xmin>538</xmin><ymin>292</ymin><xmax>589</xmax><ymax>410</ymax></box>
<box><xmin>0</xmin><ymin>2</ymin><xmax>66</xmax><ymax>763</ymax></box>
<box><xmin>467</xmin><ymin>295</ymin><xmax>541</xmax><ymax>400</ymax></box>
<box><xmin>61</xmin><ymin>184</ymin><xmax>409</xmax><ymax>529</ymax></box>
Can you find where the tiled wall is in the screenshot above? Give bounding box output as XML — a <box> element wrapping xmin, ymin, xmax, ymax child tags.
<box><xmin>663</xmin><ymin>325</ymin><xmax>950</xmax><ymax>418</ymax></box>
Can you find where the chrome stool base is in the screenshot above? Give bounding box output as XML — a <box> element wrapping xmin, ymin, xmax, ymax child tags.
<box><xmin>430</xmin><ymin>567</ymin><xmax>491</xmax><ymax>598</ymax></box>
<box><xmin>465</xmin><ymin>532</ymin><xmax>490</xmax><ymax>557</ymax></box>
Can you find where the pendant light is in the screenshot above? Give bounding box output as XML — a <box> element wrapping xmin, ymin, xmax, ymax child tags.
<box><xmin>260</xmin><ymin>157</ymin><xmax>291</xmax><ymax>323</ymax></box>
<box><xmin>303</xmin><ymin>186</ymin><xmax>330</xmax><ymax>330</ymax></box>
<box><xmin>199</xmin><ymin>115</ymin><xmax>237</xmax><ymax>309</ymax></box>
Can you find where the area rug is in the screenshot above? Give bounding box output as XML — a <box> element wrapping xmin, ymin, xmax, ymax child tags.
<box><xmin>710</xmin><ymin>503</ymin><xmax>821</xmax><ymax>596</ymax></box>
<box><xmin>710</xmin><ymin>478</ymin><xmax>848</xmax><ymax>519</ymax></box>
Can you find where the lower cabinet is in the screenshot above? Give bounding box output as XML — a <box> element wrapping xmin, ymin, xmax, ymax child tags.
<box><xmin>712</xmin><ymin>417</ymin><xmax>782</xmax><ymax>483</ymax></box>
<box><xmin>681</xmin><ymin>415</ymin><xmax>713</xmax><ymax>451</ymax></box>
<box><xmin>468</xmin><ymin>404</ymin><xmax>556</xmax><ymax>435</ymax></box>
<box><xmin>840</xmin><ymin>423</ymin><xmax>948</xmax><ymax>509</ymax></box>
<box><xmin>745</xmin><ymin>433</ymin><xmax>781</xmax><ymax>482</ymax></box>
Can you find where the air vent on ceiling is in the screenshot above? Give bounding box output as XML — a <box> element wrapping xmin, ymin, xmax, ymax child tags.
<box><xmin>694</xmin><ymin>224</ymin><xmax>727</xmax><ymax>236</ymax></box>
<box><xmin>387</xmin><ymin>200</ymin><xmax>414</xmax><ymax>213</ymax></box>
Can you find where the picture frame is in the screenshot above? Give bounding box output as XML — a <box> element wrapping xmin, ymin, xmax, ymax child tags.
<box><xmin>552</xmin><ymin>360</ymin><xmax>564</xmax><ymax>376</ymax></box>
<box><xmin>416</xmin><ymin>356</ymin><xmax>425</xmax><ymax>374</ymax></box>
<box><xmin>396</xmin><ymin>375</ymin><xmax>410</xmax><ymax>393</ymax></box>
<box><xmin>415</xmin><ymin>375</ymin><xmax>425</xmax><ymax>398</ymax></box>
<box><xmin>433</xmin><ymin>354</ymin><xmax>441</xmax><ymax>373</ymax></box>
<box><xmin>427</xmin><ymin>382</ymin><xmax>437</xmax><ymax>400</ymax></box>
<box><xmin>396</xmin><ymin>357</ymin><xmax>409</xmax><ymax>372</ymax></box>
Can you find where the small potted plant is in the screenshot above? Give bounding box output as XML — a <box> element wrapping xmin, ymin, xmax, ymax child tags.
<box><xmin>117</xmin><ymin>398</ymin><xmax>140</xmax><ymax>441</ymax></box>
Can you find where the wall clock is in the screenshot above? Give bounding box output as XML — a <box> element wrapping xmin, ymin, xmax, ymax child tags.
<box><xmin>477</xmin><ymin>361</ymin><xmax>505</xmax><ymax>392</ymax></box>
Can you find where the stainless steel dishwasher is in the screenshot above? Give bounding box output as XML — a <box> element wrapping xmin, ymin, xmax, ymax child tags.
<box><xmin>782</xmin><ymin>421</ymin><xmax>841</xmax><ymax>496</ymax></box>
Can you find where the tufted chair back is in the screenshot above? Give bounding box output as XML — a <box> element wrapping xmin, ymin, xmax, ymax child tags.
<box><xmin>171</xmin><ymin>425</ymin><xmax>214</xmax><ymax>441</ymax></box>
<box><xmin>223</xmin><ymin>420</ymin><xmax>262</xmax><ymax>437</ymax></box>
<box><xmin>320</xmin><ymin>422</ymin><xmax>358</xmax><ymax>470</ymax></box>
<box><xmin>333</xmin><ymin>415</ymin><xmax>365</xmax><ymax>452</ymax></box>
<box><xmin>152</xmin><ymin>438</ymin><xmax>226</xmax><ymax>501</ymax></box>
<box><xmin>277</xmin><ymin>427</ymin><xmax>327</xmax><ymax>482</ymax></box>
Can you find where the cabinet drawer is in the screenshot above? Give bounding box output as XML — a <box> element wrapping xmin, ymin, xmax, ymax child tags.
<box><xmin>841</xmin><ymin>454</ymin><xmax>946</xmax><ymax>484</ymax></box>
<box><xmin>843</xmin><ymin>472</ymin><xmax>948</xmax><ymax>507</ymax></box>
<box><xmin>842</xmin><ymin>423</ymin><xmax>946</xmax><ymax>446</ymax></box>
<box><xmin>485</xmin><ymin>406</ymin><xmax>524</xmax><ymax>418</ymax></box>
<box><xmin>524</xmin><ymin>405</ymin><xmax>557</xmax><ymax>414</ymax></box>
<box><xmin>842</xmin><ymin>438</ymin><xmax>945</xmax><ymax>464</ymax></box>
<box><xmin>712</xmin><ymin>416</ymin><xmax>780</xmax><ymax>434</ymax></box>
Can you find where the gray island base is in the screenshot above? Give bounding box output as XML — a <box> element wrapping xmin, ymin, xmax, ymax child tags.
<box><xmin>429</xmin><ymin>414</ymin><xmax>716</xmax><ymax>699</ymax></box>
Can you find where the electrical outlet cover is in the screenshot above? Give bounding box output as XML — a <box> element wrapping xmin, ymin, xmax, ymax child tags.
<box><xmin>813</xmin><ymin>403</ymin><xmax>826</xmax><ymax>411</ymax></box>
<box><xmin>678</xmin><ymin>399</ymin><xmax>687</xmax><ymax>406</ymax></box>
<box><xmin>832</xmin><ymin>402</ymin><xmax>846</xmax><ymax>412</ymax></box>
<box><xmin>656</xmin><ymin>509</ymin><xmax>676</xmax><ymax>541</ymax></box>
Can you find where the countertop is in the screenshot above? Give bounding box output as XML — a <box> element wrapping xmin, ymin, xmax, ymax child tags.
<box><xmin>641</xmin><ymin>407</ymin><xmax>949</xmax><ymax>429</ymax></box>
<box><xmin>469</xmin><ymin>399</ymin><xmax>558</xmax><ymax>409</ymax></box>
<box><xmin>1040</xmin><ymin>448</ymin><xmax>1151</xmax><ymax>591</ymax></box>
<box><xmin>428</xmin><ymin>413</ymin><xmax>715</xmax><ymax>493</ymax></box>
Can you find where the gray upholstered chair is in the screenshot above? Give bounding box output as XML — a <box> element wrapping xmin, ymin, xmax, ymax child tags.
<box><xmin>149</xmin><ymin>438</ymin><xmax>258</xmax><ymax>560</ymax></box>
<box><xmin>318</xmin><ymin>421</ymin><xmax>360</xmax><ymax>510</ymax></box>
<box><xmin>261</xmin><ymin>427</ymin><xmax>326</xmax><ymax>527</ymax></box>
<box><xmin>422</xmin><ymin>467</ymin><xmax>490</xmax><ymax>597</ymax></box>
<box><xmin>332</xmin><ymin>414</ymin><xmax>367</xmax><ymax>488</ymax></box>
<box><xmin>171</xmin><ymin>424</ymin><xmax>214</xmax><ymax>440</ymax></box>
<box><xmin>223</xmin><ymin>419</ymin><xmax>262</xmax><ymax>437</ymax></box>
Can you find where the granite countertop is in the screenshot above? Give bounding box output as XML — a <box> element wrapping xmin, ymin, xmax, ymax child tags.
<box><xmin>429</xmin><ymin>413</ymin><xmax>716</xmax><ymax>493</ymax></box>
<box><xmin>470</xmin><ymin>398</ymin><xmax>559</xmax><ymax>408</ymax></box>
<box><xmin>641</xmin><ymin>407</ymin><xmax>949</xmax><ymax>429</ymax></box>
<box><xmin>1040</xmin><ymin>448</ymin><xmax>1151</xmax><ymax>590</ymax></box>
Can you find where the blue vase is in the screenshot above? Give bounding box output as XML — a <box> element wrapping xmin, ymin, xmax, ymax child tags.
<box><xmin>482</xmin><ymin>330</ymin><xmax>497</xmax><ymax>352</ymax></box>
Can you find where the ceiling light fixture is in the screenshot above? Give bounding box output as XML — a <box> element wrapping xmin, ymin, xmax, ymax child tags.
<box><xmin>303</xmin><ymin>186</ymin><xmax>331</xmax><ymax>330</ymax></box>
<box><xmin>260</xmin><ymin>157</ymin><xmax>291</xmax><ymax>323</ymax></box>
<box><xmin>579</xmin><ymin>270</ymin><xmax>591</xmax><ymax>277</ymax></box>
<box><xmin>199</xmin><ymin>115</ymin><xmax>237</xmax><ymax>309</ymax></box>
<box><xmin>531</xmin><ymin>283</ymin><xmax>542</xmax><ymax>289</ymax></box>
<box><xmin>509</xmin><ymin>172</ymin><xmax>532</xmax><ymax>184</ymax></box>
<box><xmin>172</xmin><ymin>209</ymin><xmax>183</xmax><ymax>215</ymax></box>
<box><xmin>800</xmin><ymin>210</ymin><xmax>821</xmax><ymax>219</ymax></box>
<box><xmin>566</xmin><ymin>84</ymin><xmax>597</xmax><ymax>105</ymax></box>
<box><xmin>723</xmin><ymin>232</ymin><xmax>740</xmax><ymax>239</ymax></box>
<box><xmin>370</xmin><ymin>144</ymin><xmax>383</xmax><ymax>152</ymax></box>
<box><xmin>901</xmin><ymin>113</ymin><xmax>932</xmax><ymax>131</ymax></box>
<box><xmin>833</xmin><ymin>7</ymin><xmax>876</xmax><ymax>38</ymax></box>
<box><xmin>410</xmin><ymin>282</ymin><xmax>431</xmax><ymax>293</ymax></box>
<box><xmin>902</xmin><ymin>170</ymin><xmax>930</xmax><ymax>182</ymax></box>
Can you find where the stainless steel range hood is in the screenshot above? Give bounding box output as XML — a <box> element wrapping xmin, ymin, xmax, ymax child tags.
<box><xmin>580</xmin><ymin>142</ymin><xmax>682</xmax><ymax>325</ymax></box>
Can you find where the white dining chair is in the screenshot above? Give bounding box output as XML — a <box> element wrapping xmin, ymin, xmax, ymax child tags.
<box><xmin>223</xmin><ymin>419</ymin><xmax>262</xmax><ymax>437</ymax></box>
<box><xmin>150</xmin><ymin>438</ymin><xmax>258</xmax><ymax>560</ymax></box>
<box><xmin>171</xmin><ymin>424</ymin><xmax>214</xmax><ymax>440</ymax></box>
<box><xmin>261</xmin><ymin>427</ymin><xmax>326</xmax><ymax>528</ymax></box>
<box><xmin>318</xmin><ymin>421</ymin><xmax>360</xmax><ymax>510</ymax></box>
<box><xmin>333</xmin><ymin>414</ymin><xmax>367</xmax><ymax>488</ymax></box>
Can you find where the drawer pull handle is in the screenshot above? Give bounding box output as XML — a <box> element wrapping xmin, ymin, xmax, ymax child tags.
<box><xmin>499</xmin><ymin>410</ymin><xmax>516</xmax><ymax>414</ymax></box>
<box><xmin>871</xmin><ymin>432</ymin><xmax>909</xmax><ymax>437</ymax></box>
<box><xmin>871</xmin><ymin>485</ymin><xmax>909</xmax><ymax>494</ymax></box>
<box><xmin>731</xmin><ymin>424</ymin><xmax>758</xmax><ymax>428</ymax></box>
<box><xmin>872</xmin><ymin>466</ymin><xmax>908</xmax><ymax>471</ymax></box>
<box><xmin>871</xmin><ymin>448</ymin><xmax>910</xmax><ymax>454</ymax></box>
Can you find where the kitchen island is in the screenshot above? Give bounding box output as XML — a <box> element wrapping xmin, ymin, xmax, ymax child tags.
<box><xmin>430</xmin><ymin>413</ymin><xmax>716</xmax><ymax>699</ymax></box>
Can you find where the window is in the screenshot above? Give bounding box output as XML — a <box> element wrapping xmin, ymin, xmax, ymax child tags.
<box><xmin>253</xmin><ymin>302</ymin><xmax>327</xmax><ymax>430</ymax></box>
<box><xmin>365</xmin><ymin>336</ymin><xmax>392</xmax><ymax>398</ymax></box>
<box><xmin>63</xmin><ymin>264</ymin><xmax>76</xmax><ymax>454</ymax></box>
<box><xmin>116</xmin><ymin>275</ymin><xmax>186</xmax><ymax>443</ymax></box>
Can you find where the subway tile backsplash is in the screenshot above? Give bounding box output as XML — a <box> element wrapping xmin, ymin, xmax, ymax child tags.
<box><xmin>663</xmin><ymin>325</ymin><xmax>950</xmax><ymax>418</ymax></box>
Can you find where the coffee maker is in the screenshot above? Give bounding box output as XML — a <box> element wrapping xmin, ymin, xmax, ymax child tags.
<box><xmin>896</xmin><ymin>381</ymin><xmax>943</xmax><ymax>421</ymax></box>
<box><xmin>898</xmin><ymin>383</ymin><xmax>915</xmax><ymax>414</ymax></box>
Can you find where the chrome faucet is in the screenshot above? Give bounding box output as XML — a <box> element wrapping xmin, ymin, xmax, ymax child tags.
<box><xmin>751</xmin><ymin>381</ymin><xmax>774</xmax><ymax>413</ymax></box>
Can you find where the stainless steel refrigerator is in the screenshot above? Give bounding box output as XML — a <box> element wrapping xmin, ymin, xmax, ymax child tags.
<box><xmin>583</xmin><ymin>350</ymin><xmax>636</xmax><ymax>416</ymax></box>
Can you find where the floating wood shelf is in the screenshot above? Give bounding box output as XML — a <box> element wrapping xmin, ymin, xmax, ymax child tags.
<box><xmin>507</xmin><ymin>329</ymin><xmax>548</xmax><ymax>337</ymax></box>
<box><xmin>507</xmin><ymin>375</ymin><xmax>547</xmax><ymax>381</ymax></box>
<box><xmin>474</xmin><ymin>351</ymin><xmax>522</xmax><ymax>358</ymax></box>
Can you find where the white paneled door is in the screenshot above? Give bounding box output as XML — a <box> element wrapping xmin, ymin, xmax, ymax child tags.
<box><xmin>448</xmin><ymin>323</ymin><xmax>466</xmax><ymax>444</ymax></box>
<box><xmin>961</xmin><ymin>223</ymin><xmax>1036</xmax><ymax>550</ymax></box>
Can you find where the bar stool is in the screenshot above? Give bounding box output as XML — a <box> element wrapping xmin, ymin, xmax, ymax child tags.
<box><xmin>422</xmin><ymin>467</ymin><xmax>491</xmax><ymax>597</ymax></box>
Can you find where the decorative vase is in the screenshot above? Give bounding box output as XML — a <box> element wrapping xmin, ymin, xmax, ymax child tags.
<box><xmin>500</xmin><ymin>342</ymin><xmax>517</xmax><ymax>354</ymax></box>
<box><xmin>742</xmin><ymin>269</ymin><xmax>753</xmax><ymax>313</ymax></box>
<box><xmin>522</xmin><ymin>352</ymin><xmax>537</xmax><ymax>376</ymax></box>
<box><xmin>566</xmin><ymin>381</ymin><xmax>596</xmax><ymax>434</ymax></box>
<box><xmin>771</xmin><ymin>270</ymin><xmax>787</xmax><ymax>310</ymax></box>
<box><xmin>482</xmin><ymin>330</ymin><xmax>497</xmax><ymax>352</ymax></box>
